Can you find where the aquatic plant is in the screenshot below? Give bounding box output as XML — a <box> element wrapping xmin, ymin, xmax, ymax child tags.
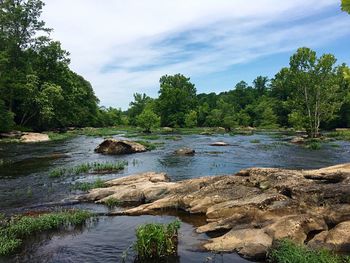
<box><xmin>268</xmin><ymin>239</ymin><xmax>349</xmax><ymax>263</ymax></box>
<box><xmin>135</xmin><ymin>140</ymin><xmax>163</xmax><ymax>150</ymax></box>
<box><xmin>327</xmin><ymin>130</ymin><xmax>350</xmax><ymax>141</ymax></box>
<box><xmin>104</xmin><ymin>197</ymin><xmax>120</xmax><ymax>208</ymax></box>
<box><xmin>134</xmin><ymin>220</ymin><xmax>181</xmax><ymax>260</ymax></box>
<box><xmin>0</xmin><ymin>210</ymin><xmax>92</xmax><ymax>256</ymax></box>
<box><xmin>306</xmin><ymin>140</ymin><xmax>322</xmax><ymax>150</ymax></box>
<box><xmin>72</xmin><ymin>178</ymin><xmax>106</xmax><ymax>191</ymax></box>
<box><xmin>45</xmin><ymin>131</ymin><xmax>76</xmax><ymax>141</ymax></box>
<box><xmin>250</xmin><ymin>139</ymin><xmax>261</xmax><ymax>143</ymax></box>
<box><xmin>49</xmin><ymin>161</ymin><xmax>127</xmax><ymax>178</ymax></box>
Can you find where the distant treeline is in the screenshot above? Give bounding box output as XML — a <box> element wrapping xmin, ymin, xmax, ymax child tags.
<box><xmin>0</xmin><ymin>0</ymin><xmax>118</xmax><ymax>132</ymax></box>
<box><xmin>1</xmin><ymin>0</ymin><xmax>350</xmax><ymax>139</ymax></box>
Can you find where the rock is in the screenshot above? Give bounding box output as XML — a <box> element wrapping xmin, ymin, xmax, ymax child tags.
<box><xmin>78</xmin><ymin>163</ymin><xmax>350</xmax><ymax>259</ymax></box>
<box><xmin>20</xmin><ymin>132</ymin><xmax>50</xmax><ymax>143</ymax></box>
<box><xmin>94</xmin><ymin>139</ymin><xmax>147</xmax><ymax>155</ymax></box>
<box><xmin>308</xmin><ymin>221</ymin><xmax>350</xmax><ymax>252</ymax></box>
<box><xmin>162</xmin><ymin>127</ymin><xmax>174</xmax><ymax>132</ymax></box>
<box><xmin>210</xmin><ymin>142</ymin><xmax>230</xmax><ymax>146</ymax></box>
<box><xmin>290</xmin><ymin>136</ymin><xmax>305</xmax><ymax>144</ymax></box>
<box><xmin>0</xmin><ymin>131</ymin><xmax>22</xmax><ymax>139</ymax></box>
<box><xmin>204</xmin><ymin>228</ymin><xmax>272</xmax><ymax>260</ymax></box>
<box><xmin>174</xmin><ymin>147</ymin><xmax>195</xmax><ymax>155</ymax></box>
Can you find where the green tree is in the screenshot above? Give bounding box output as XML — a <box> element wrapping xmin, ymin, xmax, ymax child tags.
<box><xmin>341</xmin><ymin>0</ymin><xmax>350</xmax><ymax>14</ymax></box>
<box><xmin>253</xmin><ymin>76</ymin><xmax>269</xmax><ymax>96</ymax></box>
<box><xmin>157</xmin><ymin>74</ymin><xmax>197</xmax><ymax>127</ymax></box>
<box><xmin>288</xmin><ymin>47</ymin><xmax>343</xmax><ymax>137</ymax></box>
<box><xmin>0</xmin><ymin>99</ymin><xmax>14</xmax><ymax>132</ymax></box>
<box><xmin>184</xmin><ymin>110</ymin><xmax>198</xmax><ymax>128</ymax></box>
<box><xmin>136</xmin><ymin>107</ymin><xmax>160</xmax><ymax>133</ymax></box>
<box><xmin>128</xmin><ymin>93</ymin><xmax>152</xmax><ymax>126</ymax></box>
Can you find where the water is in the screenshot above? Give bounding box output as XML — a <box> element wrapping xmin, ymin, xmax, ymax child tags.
<box><xmin>0</xmin><ymin>132</ymin><xmax>349</xmax><ymax>262</ymax></box>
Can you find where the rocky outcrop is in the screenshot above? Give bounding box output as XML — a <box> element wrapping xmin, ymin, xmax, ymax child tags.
<box><xmin>94</xmin><ymin>139</ymin><xmax>147</xmax><ymax>155</ymax></box>
<box><xmin>290</xmin><ymin>136</ymin><xmax>305</xmax><ymax>144</ymax></box>
<box><xmin>79</xmin><ymin>163</ymin><xmax>350</xmax><ymax>260</ymax></box>
<box><xmin>20</xmin><ymin>132</ymin><xmax>50</xmax><ymax>143</ymax></box>
<box><xmin>174</xmin><ymin>147</ymin><xmax>195</xmax><ymax>155</ymax></box>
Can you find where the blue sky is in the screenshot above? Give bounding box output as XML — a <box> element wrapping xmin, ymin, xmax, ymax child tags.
<box><xmin>42</xmin><ymin>0</ymin><xmax>350</xmax><ymax>109</ymax></box>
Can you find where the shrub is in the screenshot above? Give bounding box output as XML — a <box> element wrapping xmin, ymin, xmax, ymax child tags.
<box><xmin>134</xmin><ymin>220</ymin><xmax>181</xmax><ymax>260</ymax></box>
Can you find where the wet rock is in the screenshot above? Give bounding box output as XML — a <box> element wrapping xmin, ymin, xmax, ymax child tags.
<box><xmin>162</xmin><ymin>127</ymin><xmax>174</xmax><ymax>132</ymax></box>
<box><xmin>94</xmin><ymin>139</ymin><xmax>146</xmax><ymax>155</ymax></box>
<box><xmin>0</xmin><ymin>131</ymin><xmax>22</xmax><ymax>139</ymax></box>
<box><xmin>290</xmin><ymin>136</ymin><xmax>305</xmax><ymax>144</ymax></box>
<box><xmin>78</xmin><ymin>163</ymin><xmax>350</xmax><ymax>259</ymax></box>
<box><xmin>20</xmin><ymin>132</ymin><xmax>50</xmax><ymax>143</ymax></box>
<box><xmin>174</xmin><ymin>147</ymin><xmax>195</xmax><ymax>155</ymax></box>
<box><xmin>210</xmin><ymin>142</ymin><xmax>230</xmax><ymax>146</ymax></box>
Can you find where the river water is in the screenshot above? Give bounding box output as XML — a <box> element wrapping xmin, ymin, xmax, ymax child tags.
<box><xmin>0</xmin><ymin>132</ymin><xmax>349</xmax><ymax>262</ymax></box>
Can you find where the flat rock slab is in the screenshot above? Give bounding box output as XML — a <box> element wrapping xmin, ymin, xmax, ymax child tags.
<box><xmin>78</xmin><ymin>163</ymin><xmax>350</xmax><ymax>260</ymax></box>
<box><xmin>95</xmin><ymin>139</ymin><xmax>146</xmax><ymax>155</ymax></box>
<box><xmin>20</xmin><ymin>132</ymin><xmax>50</xmax><ymax>143</ymax></box>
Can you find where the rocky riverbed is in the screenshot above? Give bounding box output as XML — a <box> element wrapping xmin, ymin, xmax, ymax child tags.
<box><xmin>79</xmin><ymin>163</ymin><xmax>350</xmax><ymax>260</ymax></box>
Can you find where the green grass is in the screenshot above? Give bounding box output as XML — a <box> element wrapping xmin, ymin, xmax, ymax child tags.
<box><xmin>328</xmin><ymin>130</ymin><xmax>350</xmax><ymax>141</ymax></box>
<box><xmin>49</xmin><ymin>161</ymin><xmax>127</xmax><ymax>178</ymax></box>
<box><xmin>135</xmin><ymin>140</ymin><xmax>164</xmax><ymax>150</ymax></box>
<box><xmin>250</xmin><ymin>139</ymin><xmax>261</xmax><ymax>143</ymax></box>
<box><xmin>268</xmin><ymin>239</ymin><xmax>350</xmax><ymax>263</ymax></box>
<box><xmin>134</xmin><ymin>220</ymin><xmax>181</xmax><ymax>260</ymax></box>
<box><xmin>45</xmin><ymin>132</ymin><xmax>76</xmax><ymax>141</ymax></box>
<box><xmin>164</xmin><ymin>135</ymin><xmax>182</xmax><ymax>141</ymax></box>
<box><xmin>72</xmin><ymin>178</ymin><xmax>106</xmax><ymax>191</ymax></box>
<box><xmin>138</xmin><ymin>135</ymin><xmax>161</xmax><ymax>140</ymax></box>
<box><xmin>0</xmin><ymin>210</ymin><xmax>92</xmax><ymax>256</ymax></box>
<box><xmin>306</xmin><ymin>140</ymin><xmax>322</xmax><ymax>150</ymax></box>
<box><xmin>104</xmin><ymin>197</ymin><xmax>120</xmax><ymax>208</ymax></box>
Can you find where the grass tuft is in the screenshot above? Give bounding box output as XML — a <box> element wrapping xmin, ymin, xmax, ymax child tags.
<box><xmin>0</xmin><ymin>210</ymin><xmax>92</xmax><ymax>256</ymax></box>
<box><xmin>72</xmin><ymin>178</ymin><xmax>106</xmax><ymax>191</ymax></box>
<box><xmin>104</xmin><ymin>197</ymin><xmax>120</xmax><ymax>208</ymax></box>
<box><xmin>134</xmin><ymin>220</ymin><xmax>181</xmax><ymax>260</ymax></box>
<box><xmin>268</xmin><ymin>239</ymin><xmax>350</xmax><ymax>263</ymax></box>
<box><xmin>250</xmin><ymin>139</ymin><xmax>261</xmax><ymax>143</ymax></box>
<box><xmin>49</xmin><ymin>161</ymin><xmax>127</xmax><ymax>178</ymax></box>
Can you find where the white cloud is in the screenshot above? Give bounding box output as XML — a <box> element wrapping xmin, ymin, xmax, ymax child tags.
<box><xmin>42</xmin><ymin>0</ymin><xmax>350</xmax><ymax>109</ymax></box>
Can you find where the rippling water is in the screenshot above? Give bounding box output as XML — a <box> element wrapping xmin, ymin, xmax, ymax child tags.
<box><xmin>0</xmin><ymin>132</ymin><xmax>349</xmax><ymax>262</ymax></box>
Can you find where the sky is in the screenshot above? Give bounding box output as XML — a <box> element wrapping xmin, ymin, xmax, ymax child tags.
<box><xmin>42</xmin><ymin>0</ymin><xmax>350</xmax><ymax>109</ymax></box>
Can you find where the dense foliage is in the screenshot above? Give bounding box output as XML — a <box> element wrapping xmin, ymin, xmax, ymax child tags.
<box><xmin>0</xmin><ymin>0</ymin><xmax>123</xmax><ymax>132</ymax></box>
<box><xmin>126</xmin><ymin>49</ymin><xmax>350</xmax><ymax>137</ymax></box>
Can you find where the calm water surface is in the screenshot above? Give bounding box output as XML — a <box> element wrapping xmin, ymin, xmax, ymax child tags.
<box><xmin>0</xmin><ymin>132</ymin><xmax>349</xmax><ymax>262</ymax></box>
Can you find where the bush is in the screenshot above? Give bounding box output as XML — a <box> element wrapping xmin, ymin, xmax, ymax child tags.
<box><xmin>134</xmin><ymin>220</ymin><xmax>181</xmax><ymax>260</ymax></box>
<box><xmin>0</xmin><ymin>99</ymin><xmax>14</xmax><ymax>133</ymax></box>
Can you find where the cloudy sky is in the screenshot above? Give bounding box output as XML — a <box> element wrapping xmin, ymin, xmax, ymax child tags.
<box><xmin>42</xmin><ymin>0</ymin><xmax>350</xmax><ymax>109</ymax></box>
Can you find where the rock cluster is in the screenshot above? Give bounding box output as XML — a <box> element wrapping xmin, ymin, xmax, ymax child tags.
<box><xmin>79</xmin><ymin>163</ymin><xmax>350</xmax><ymax>260</ymax></box>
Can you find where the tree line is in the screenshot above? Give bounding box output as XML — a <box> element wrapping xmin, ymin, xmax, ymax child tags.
<box><xmin>126</xmin><ymin>48</ymin><xmax>350</xmax><ymax>137</ymax></box>
<box><xmin>0</xmin><ymin>0</ymin><xmax>119</xmax><ymax>132</ymax></box>
<box><xmin>1</xmin><ymin>0</ymin><xmax>349</xmax><ymax>139</ymax></box>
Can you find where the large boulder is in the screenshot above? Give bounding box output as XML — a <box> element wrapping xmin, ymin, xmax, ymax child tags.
<box><xmin>174</xmin><ymin>147</ymin><xmax>195</xmax><ymax>155</ymax></box>
<box><xmin>20</xmin><ymin>132</ymin><xmax>50</xmax><ymax>143</ymax></box>
<box><xmin>78</xmin><ymin>163</ymin><xmax>350</xmax><ymax>260</ymax></box>
<box><xmin>94</xmin><ymin>139</ymin><xmax>146</xmax><ymax>155</ymax></box>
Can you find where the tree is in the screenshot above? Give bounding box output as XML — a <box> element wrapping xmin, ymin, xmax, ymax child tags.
<box><xmin>128</xmin><ymin>93</ymin><xmax>152</xmax><ymax>125</ymax></box>
<box><xmin>341</xmin><ymin>0</ymin><xmax>350</xmax><ymax>14</ymax></box>
<box><xmin>157</xmin><ymin>74</ymin><xmax>197</xmax><ymax>127</ymax></box>
<box><xmin>0</xmin><ymin>99</ymin><xmax>14</xmax><ymax>132</ymax></box>
<box><xmin>136</xmin><ymin>107</ymin><xmax>160</xmax><ymax>133</ymax></box>
<box><xmin>288</xmin><ymin>47</ymin><xmax>343</xmax><ymax>137</ymax></box>
<box><xmin>184</xmin><ymin>110</ymin><xmax>198</xmax><ymax>128</ymax></box>
<box><xmin>253</xmin><ymin>76</ymin><xmax>269</xmax><ymax>96</ymax></box>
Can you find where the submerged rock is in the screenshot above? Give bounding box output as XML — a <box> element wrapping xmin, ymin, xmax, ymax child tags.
<box><xmin>210</xmin><ymin>142</ymin><xmax>230</xmax><ymax>146</ymax></box>
<box><xmin>94</xmin><ymin>139</ymin><xmax>147</xmax><ymax>155</ymax></box>
<box><xmin>290</xmin><ymin>136</ymin><xmax>305</xmax><ymax>144</ymax></box>
<box><xmin>79</xmin><ymin>163</ymin><xmax>350</xmax><ymax>260</ymax></box>
<box><xmin>20</xmin><ymin>132</ymin><xmax>50</xmax><ymax>143</ymax></box>
<box><xmin>174</xmin><ymin>147</ymin><xmax>195</xmax><ymax>155</ymax></box>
